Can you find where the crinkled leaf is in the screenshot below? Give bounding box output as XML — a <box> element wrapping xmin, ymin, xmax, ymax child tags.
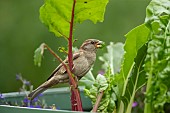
<box><xmin>34</xmin><ymin>43</ymin><xmax>45</xmax><ymax>67</ymax></box>
<box><xmin>167</xmin><ymin>91</ymin><xmax>170</xmax><ymax>103</ymax></box>
<box><xmin>84</xmin><ymin>67</ymin><xmax>117</xmax><ymax>112</ymax></box>
<box><xmin>99</xmin><ymin>42</ymin><xmax>124</xmax><ymax>74</ymax></box>
<box><xmin>144</xmin><ymin>0</ymin><xmax>170</xmax><ymax>113</ymax></box>
<box><xmin>145</xmin><ymin>0</ymin><xmax>170</xmax><ymax>22</ymax></box>
<box><xmin>83</xmin><ymin>74</ymin><xmax>108</xmax><ymax>100</ymax></box>
<box><xmin>96</xmin><ymin>68</ymin><xmax>117</xmax><ymax>112</ymax></box>
<box><xmin>153</xmin><ymin>83</ymin><xmax>167</xmax><ymax>109</ymax></box>
<box><xmin>40</xmin><ymin>0</ymin><xmax>109</xmax><ymax>38</ymax></box>
<box><xmin>97</xmin><ymin>92</ymin><xmax>116</xmax><ymax>112</ymax></box>
<box><xmin>96</xmin><ymin>74</ymin><xmax>108</xmax><ymax>92</ymax></box>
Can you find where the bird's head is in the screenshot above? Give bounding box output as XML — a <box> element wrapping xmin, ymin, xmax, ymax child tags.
<box><xmin>80</xmin><ymin>39</ymin><xmax>105</xmax><ymax>52</ymax></box>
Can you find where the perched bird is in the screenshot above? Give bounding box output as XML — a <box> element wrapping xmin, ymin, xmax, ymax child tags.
<box><xmin>28</xmin><ymin>39</ymin><xmax>104</xmax><ymax>100</ymax></box>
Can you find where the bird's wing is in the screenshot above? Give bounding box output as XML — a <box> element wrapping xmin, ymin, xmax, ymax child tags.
<box><xmin>46</xmin><ymin>52</ymin><xmax>81</xmax><ymax>81</ymax></box>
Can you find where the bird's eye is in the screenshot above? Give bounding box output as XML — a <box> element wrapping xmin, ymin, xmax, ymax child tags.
<box><xmin>91</xmin><ymin>41</ymin><xmax>95</xmax><ymax>44</ymax></box>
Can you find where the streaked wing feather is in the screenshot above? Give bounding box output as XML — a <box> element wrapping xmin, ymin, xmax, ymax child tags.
<box><xmin>47</xmin><ymin>52</ymin><xmax>80</xmax><ymax>81</ymax></box>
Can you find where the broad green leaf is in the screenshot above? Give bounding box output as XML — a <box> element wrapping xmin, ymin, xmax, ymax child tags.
<box><xmin>34</xmin><ymin>43</ymin><xmax>46</xmax><ymax>67</ymax></box>
<box><xmin>117</xmin><ymin>24</ymin><xmax>150</xmax><ymax>113</ymax></box>
<box><xmin>40</xmin><ymin>0</ymin><xmax>109</xmax><ymax>38</ymax></box>
<box><xmin>99</xmin><ymin>42</ymin><xmax>124</xmax><ymax>74</ymax></box>
<box><xmin>75</xmin><ymin>0</ymin><xmax>109</xmax><ymax>23</ymax></box>
<box><xmin>124</xmin><ymin>45</ymin><xmax>147</xmax><ymax>113</ymax></box>
<box><xmin>118</xmin><ymin>24</ymin><xmax>150</xmax><ymax>96</ymax></box>
<box><xmin>123</xmin><ymin>24</ymin><xmax>150</xmax><ymax>80</ymax></box>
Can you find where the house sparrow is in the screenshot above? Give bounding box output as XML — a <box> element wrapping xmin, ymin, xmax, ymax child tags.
<box><xmin>28</xmin><ymin>39</ymin><xmax>104</xmax><ymax>100</ymax></box>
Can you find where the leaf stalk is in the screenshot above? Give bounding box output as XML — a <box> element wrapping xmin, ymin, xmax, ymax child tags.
<box><xmin>68</xmin><ymin>0</ymin><xmax>83</xmax><ymax>111</ymax></box>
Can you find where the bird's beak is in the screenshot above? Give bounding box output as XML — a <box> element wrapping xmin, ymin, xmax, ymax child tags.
<box><xmin>96</xmin><ymin>41</ymin><xmax>105</xmax><ymax>48</ymax></box>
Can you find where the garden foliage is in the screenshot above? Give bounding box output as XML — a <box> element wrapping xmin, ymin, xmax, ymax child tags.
<box><xmin>81</xmin><ymin>0</ymin><xmax>170</xmax><ymax>113</ymax></box>
<box><xmin>32</xmin><ymin>0</ymin><xmax>170</xmax><ymax>112</ymax></box>
<box><xmin>33</xmin><ymin>0</ymin><xmax>109</xmax><ymax>111</ymax></box>
<box><xmin>144</xmin><ymin>0</ymin><xmax>170</xmax><ymax>112</ymax></box>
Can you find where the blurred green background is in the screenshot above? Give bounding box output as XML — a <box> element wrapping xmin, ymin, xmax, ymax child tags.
<box><xmin>0</xmin><ymin>0</ymin><xmax>150</xmax><ymax>93</ymax></box>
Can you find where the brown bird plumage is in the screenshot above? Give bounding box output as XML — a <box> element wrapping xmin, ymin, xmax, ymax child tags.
<box><xmin>28</xmin><ymin>39</ymin><xmax>104</xmax><ymax>100</ymax></box>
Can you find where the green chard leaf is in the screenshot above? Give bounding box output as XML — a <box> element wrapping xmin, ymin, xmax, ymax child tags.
<box><xmin>123</xmin><ymin>45</ymin><xmax>148</xmax><ymax>113</ymax></box>
<box><xmin>144</xmin><ymin>0</ymin><xmax>170</xmax><ymax>112</ymax></box>
<box><xmin>40</xmin><ymin>0</ymin><xmax>109</xmax><ymax>38</ymax></box>
<box><xmin>117</xmin><ymin>24</ymin><xmax>150</xmax><ymax>113</ymax></box>
<box><xmin>118</xmin><ymin>24</ymin><xmax>150</xmax><ymax>96</ymax></box>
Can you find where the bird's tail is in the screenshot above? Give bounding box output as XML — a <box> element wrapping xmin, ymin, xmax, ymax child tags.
<box><xmin>28</xmin><ymin>85</ymin><xmax>47</xmax><ymax>101</ymax></box>
<box><xmin>28</xmin><ymin>76</ymin><xmax>59</xmax><ymax>100</ymax></box>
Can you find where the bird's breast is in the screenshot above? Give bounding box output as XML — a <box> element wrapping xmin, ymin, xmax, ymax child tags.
<box><xmin>72</xmin><ymin>54</ymin><xmax>95</xmax><ymax>77</ymax></box>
